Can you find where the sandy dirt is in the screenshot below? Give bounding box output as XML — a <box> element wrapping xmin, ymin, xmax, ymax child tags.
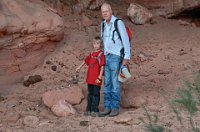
<box><xmin>0</xmin><ymin>2</ymin><xmax>200</xmax><ymax>132</ymax></box>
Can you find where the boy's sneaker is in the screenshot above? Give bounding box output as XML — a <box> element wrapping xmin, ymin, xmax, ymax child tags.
<box><xmin>90</xmin><ymin>112</ymin><xmax>99</xmax><ymax>117</ymax></box>
<box><xmin>84</xmin><ymin>111</ymin><xmax>91</xmax><ymax>116</ymax></box>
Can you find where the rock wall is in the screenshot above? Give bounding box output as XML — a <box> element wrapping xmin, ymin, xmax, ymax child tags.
<box><xmin>132</xmin><ymin>0</ymin><xmax>200</xmax><ymax>17</ymax></box>
<box><xmin>46</xmin><ymin>0</ymin><xmax>200</xmax><ymax>17</ymax></box>
<box><xmin>0</xmin><ymin>0</ymin><xmax>64</xmax><ymax>89</ymax></box>
<box><xmin>72</xmin><ymin>0</ymin><xmax>105</xmax><ymax>14</ymax></box>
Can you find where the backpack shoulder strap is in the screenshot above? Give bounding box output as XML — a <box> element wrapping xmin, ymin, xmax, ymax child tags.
<box><xmin>101</xmin><ymin>19</ymin><xmax>105</xmax><ymax>38</ymax></box>
<box><xmin>97</xmin><ymin>51</ymin><xmax>103</xmax><ymax>65</ymax></box>
<box><xmin>112</xmin><ymin>18</ymin><xmax>122</xmax><ymax>43</ymax></box>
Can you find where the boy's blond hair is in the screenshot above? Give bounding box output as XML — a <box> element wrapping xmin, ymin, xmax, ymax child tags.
<box><xmin>93</xmin><ymin>36</ymin><xmax>103</xmax><ymax>47</ymax></box>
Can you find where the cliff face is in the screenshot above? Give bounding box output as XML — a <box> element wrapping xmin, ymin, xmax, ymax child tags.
<box><xmin>63</xmin><ymin>0</ymin><xmax>200</xmax><ymax>17</ymax></box>
<box><xmin>0</xmin><ymin>0</ymin><xmax>64</xmax><ymax>88</ymax></box>
<box><xmin>132</xmin><ymin>0</ymin><xmax>200</xmax><ymax>17</ymax></box>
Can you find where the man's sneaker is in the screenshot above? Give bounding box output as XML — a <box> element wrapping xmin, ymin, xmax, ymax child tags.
<box><xmin>99</xmin><ymin>108</ymin><xmax>111</xmax><ymax>117</ymax></box>
<box><xmin>84</xmin><ymin>111</ymin><xmax>91</xmax><ymax>116</ymax></box>
<box><xmin>109</xmin><ymin>109</ymin><xmax>119</xmax><ymax>117</ymax></box>
<box><xmin>90</xmin><ymin>112</ymin><xmax>99</xmax><ymax>117</ymax></box>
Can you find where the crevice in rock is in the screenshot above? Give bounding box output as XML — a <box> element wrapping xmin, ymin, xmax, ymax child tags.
<box><xmin>171</xmin><ymin>7</ymin><xmax>200</xmax><ymax>27</ymax></box>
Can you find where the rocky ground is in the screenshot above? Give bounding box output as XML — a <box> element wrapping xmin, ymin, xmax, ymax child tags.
<box><xmin>0</xmin><ymin>2</ymin><xmax>200</xmax><ymax>132</ymax></box>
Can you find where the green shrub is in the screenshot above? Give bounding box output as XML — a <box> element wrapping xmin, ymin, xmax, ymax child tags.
<box><xmin>141</xmin><ymin>73</ymin><xmax>200</xmax><ymax>132</ymax></box>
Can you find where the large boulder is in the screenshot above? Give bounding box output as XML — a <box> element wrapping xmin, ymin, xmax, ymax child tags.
<box><xmin>0</xmin><ymin>0</ymin><xmax>64</xmax><ymax>89</ymax></box>
<box><xmin>127</xmin><ymin>3</ymin><xmax>153</xmax><ymax>24</ymax></box>
<box><xmin>42</xmin><ymin>85</ymin><xmax>84</xmax><ymax>107</ymax></box>
<box><xmin>121</xmin><ymin>87</ymin><xmax>148</xmax><ymax>108</ymax></box>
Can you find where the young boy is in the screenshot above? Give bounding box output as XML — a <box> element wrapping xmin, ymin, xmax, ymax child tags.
<box><xmin>76</xmin><ymin>36</ymin><xmax>105</xmax><ymax>117</ymax></box>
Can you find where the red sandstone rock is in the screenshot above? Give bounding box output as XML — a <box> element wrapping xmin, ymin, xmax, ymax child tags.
<box><xmin>127</xmin><ymin>3</ymin><xmax>153</xmax><ymax>25</ymax></box>
<box><xmin>132</xmin><ymin>0</ymin><xmax>200</xmax><ymax>18</ymax></box>
<box><xmin>42</xmin><ymin>86</ymin><xmax>84</xmax><ymax>107</ymax></box>
<box><xmin>114</xmin><ymin>112</ymin><xmax>133</xmax><ymax>125</ymax></box>
<box><xmin>0</xmin><ymin>0</ymin><xmax>64</xmax><ymax>88</ymax></box>
<box><xmin>23</xmin><ymin>116</ymin><xmax>39</xmax><ymax>127</ymax></box>
<box><xmin>51</xmin><ymin>100</ymin><xmax>76</xmax><ymax>117</ymax></box>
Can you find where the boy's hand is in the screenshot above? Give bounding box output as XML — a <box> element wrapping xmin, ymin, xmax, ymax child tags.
<box><xmin>96</xmin><ymin>75</ymin><xmax>102</xmax><ymax>84</ymax></box>
<box><xmin>96</xmin><ymin>78</ymin><xmax>102</xmax><ymax>84</ymax></box>
<box><xmin>76</xmin><ymin>67</ymin><xmax>80</xmax><ymax>72</ymax></box>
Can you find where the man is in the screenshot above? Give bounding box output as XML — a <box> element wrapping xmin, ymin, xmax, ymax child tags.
<box><xmin>100</xmin><ymin>3</ymin><xmax>131</xmax><ymax>117</ymax></box>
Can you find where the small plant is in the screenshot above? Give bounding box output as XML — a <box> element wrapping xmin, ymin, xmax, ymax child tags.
<box><xmin>161</xmin><ymin>92</ymin><xmax>183</xmax><ymax>127</ymax></box>
<box><xmin>193</xmin><ymin>74</ymin><xmax>200</xmax><ymax>103</ymax></box>
<box><xmin>164</xmin><ymin>73</ymin><xmax>200</xmax><ymax>131</ymax></box>
<box><xmin>171</xmin><ymin>83</ymin><xmax>199</xmax><ymax>132</ymax></box>
<box><xmin>172</xmin><ymin>83</ymin><xmax>197</xmax><ymax>115</ymax></box>
<box><xmin>139</xmin><ymin>105</ymin><xmax>164</xmax><ymax>132</ymax></box>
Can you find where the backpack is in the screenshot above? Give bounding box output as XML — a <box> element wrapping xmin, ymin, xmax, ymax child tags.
<box><xmin>101</xmin><ymin>19</ymin><xmax>132</xmax><ymax>57</ymax></box>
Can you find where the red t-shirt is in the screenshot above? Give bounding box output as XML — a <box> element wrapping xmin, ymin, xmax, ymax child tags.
<box><xmin>85</xmin><ymin>50</ymin><xmax>105</xmax><ymax>86</ymax></box>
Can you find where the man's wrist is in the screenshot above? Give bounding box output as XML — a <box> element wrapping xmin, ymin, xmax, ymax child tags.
<box><xmin>124</xmin><ymin>55</ymin><xmax>130</xmax><ymax>60</ymax></box>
